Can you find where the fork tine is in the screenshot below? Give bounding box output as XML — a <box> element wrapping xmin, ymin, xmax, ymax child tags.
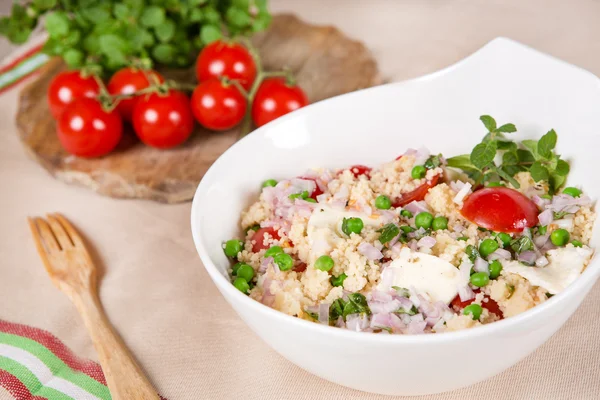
<box><xmin>46</xmin><ymin>214</ymin><xmax>73</xmax><ymax>249</ymax></box>
<box><xmin>32</xmin><ymin>217</ymin><xmax>61</xmax><ymax>252</ymax></box>
<box><xmin>28</xmin><ymin>217</ymin><xmax>58</xmax><ymax>275</ymax></box>
<box><xmin>51</xmin><ymin>213</ymin><xmax>85</xmax><ymax>249</ymax></box>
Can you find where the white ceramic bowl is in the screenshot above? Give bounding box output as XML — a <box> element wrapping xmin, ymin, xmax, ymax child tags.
<box><xmin>191</xmin><ymin>38</ymin><xmax>600</xmax><ymax>395</ymax></box>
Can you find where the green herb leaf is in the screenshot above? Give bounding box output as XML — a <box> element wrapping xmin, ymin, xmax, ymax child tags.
<box><xmin>502</xmin><ymin>151</ymin><xmax>518</xmax><ymax>166</ymax></box>
<box><xmin>530</xmin><ymin>161</ymin><xmax>550</xmax><ymax>182</ymax></box>
<box><xmin>45</xmin><ymin>11</ymin><xmax>70</xmax><ymax>37</ymax></box>
<box><xmin>62</xmin><ymin>49</ymin><xmax>83</xmax><ymax>67</ymax></box>
<box><xmin>538</xmin><ymin>129</ymin><xmax>557</xmax><ymax>159</ymax></box>
<box><xmin>113</xmin><ymin>4</ymin><xmax>130</xmax><ymax>20</ymax></box>
<box><xmin>99</xmin><ymin>34</ymin><xmax>128</xmax><ymax>64</ymax></box>
<box><xmin>495</xmin><ymin>166</ymin><xmax>521</xmax><ymax>187</ymax></box>
<box><xmin>155</xmin><ymin>19</ymin><xmax>175</xmax><ymax>42</ymax></box>
<box><xmin>80</xmin><ymin>7</ymin><xmax>111</xmax><ymax>24</ymax></box>
<box><xmin>555</xmin><ymin>159</ymin><xmax>570</xmax><ymax>176</ymax></box>
<box><xmin>497</xmin><ymin>141</ymin><xmax>517</xmax><ymax>151</ymax></box>
<box><xmin>200</xmin><ymin>24</ymin><xmax>222</xmax><ymax>44</ymax></box>
<box><xmin>446</xmin><ymin>154</ymin><xmax>478</xmax><ymax>171</ymax></box>
<box><xmin>480</xmin><ymin>115</ymin><xmax>497</xmax><ymax>132</ymax></box>
<box><xmin>549</xmin><ymin>173</ymin><xmax>567</xmax><ymax>193</ymax></box>
<box><xmin>521</xmin><ymin>140</ymin><xmax>540</xmax><ymax>159</ymax></box>
<box><xmin>304</xmin><ymin>309</ymin><xmax>318</xmax><ymax>321</ymax></box>
<box><xmin>517</xmin><ymin>149</ymin><xmax>535</xmax><ymax>163</ymax></box>
<box><xmin>510</xmin><ymin>236</ymin><xmax>533</xmax><ymax>253</ymax></box>
<box><xmin>226</xmin><ymin>7</ymin><xmax>252</xmax><ymax>28</ymax></box>
<box><xmin>496</xmin><ymin>123</ymin><xmax>517</xmax><ymax>133</ymax></box>
<box><xmin>329</xmin><ymin>299</ymin><xmax>345</xmax><ymax>321</ymax></box>
<box><xmin>394</xmin><ymin>305</ymin><xmax>418</xmax><ymax>316</ymax></box>
<box><xmin>391</xmin><ymin>286</ymin><xmax>410</xmax><ymax>298</ymax></box>
<box><xmin>378</xmin><ymin>223</ymin><xmax>400</xmax><ymax>245</ymax></box>
<box><xmin>152</xmin><ymin>44</ymin><xmax>176</xmax><ymax>64</ymax></box>
<box><xmin>33</xmin><ymin>0</ymin><xmax>57</xmax><ymax>9</ymax></box>
<box><xmin>470</xmin><ymin>140</ymin><xmax>497</xmax><ymax>169</ymax></box>
<box><xmin>342</xmin><ymin>293</ymin><xmax>371</xmax><ymax>318</ymax></box>
<box><xmin>140</xmin><ymin>6</ymin><xmax>165</xmax><ymax>28</ymax></box>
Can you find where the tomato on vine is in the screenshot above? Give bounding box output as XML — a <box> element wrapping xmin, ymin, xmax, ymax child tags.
<box><xmin>191</xmin><ymin>78</ymin><xmax>247</xmax><ymax>131</ymax></box>
<box><xmin>48</xmin><ymin>70</ymin><xmax>100</xmax><ymax>119</ymax></box>
<box><xmin>195</xmin><ymin>41</ymin><xmax>257</xmax><ymax>91</ymax></box>
<box><xmin>107</xmin><ymin>67</ymin><xmax>164</xmax><ymax>122</ymax></box>
<box><xmin>251</xmin><ymin>78</ymin><xmax>308</xmax><ymax>127</ymax></box>
<box><xmin>132</xmin><ymin>90</ymin><xmax>195</xmax><ymax>149</ymax></box>
<box><xmin>57</xmin><ymin>97</ymin><xmax>122</xmax><ymax>158</ymax></box>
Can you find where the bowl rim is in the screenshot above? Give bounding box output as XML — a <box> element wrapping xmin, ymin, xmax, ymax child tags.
<box><xmin>191</xmin><ymin>37</ymin><xmax>600</xmax><ymax>344</ymax></box>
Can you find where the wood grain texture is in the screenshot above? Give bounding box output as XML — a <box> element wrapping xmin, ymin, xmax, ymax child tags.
<box><xmin>16</xmin><ymin>14</ymin><xmax>381</xmax><ymax>203</ymax></box>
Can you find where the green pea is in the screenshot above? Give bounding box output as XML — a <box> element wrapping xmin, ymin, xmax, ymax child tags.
<box><xmin>401</xmin><ymin>225</ymin><xmax>415</xmax><ymax>233</ymax></box>
<box><xmin>572</xmin><ymin>240</ymin><xmax>583</xmax><ymax>248</ymax></box>
<box><xmin>486</xmin><ymin>181</ymin><xmax>504</xmax><ymax>187</ymax></box>
<box><xmin>537</xmin><ymin>226</ymin><xmax>547</xmax><ymax>235</ymax></box>
<box><xmin>224</xmin><ymin>239</ymin><xmax>244</xmax><ymax>258</ymax></box>
<box><xmin>415</xmin><ymin>212</ymin><xmax>433</xmax><ymax>229</ymax></box>
<box><xmin>264</xmin><ymin>246</ymin><xmax>284</xmax><ymax>258</ymax></box>
<box><xmin>330</xmin><ymin>273</ymin><xmax>347</xmax><ymax>287</ymax></box>
<box><xmin>432</xmin><ymin>216</ymin><xmax>448</xmax><ymax>231</ymax></box>
<box><xmin>375</xmin><ymin>195</ymin><xmax>392</xmax><ymax>210</ymax></box>
<box><xmin>463</xmin><ymin>304</ymin><xmax>483</xmax><ymax>320</ymax></box>
<box><xmin>262</xmin><ymin>179</ymin><xmax>277</xmax><ymax>188</ymax></box>
<box><xmin>237</xmin><ymin>264</ymin><xmax>255</xmax><ymax>282</ymax></box>
<box><xmin>232</xmin><ymin>262</ymin><xmax>245</xmax><ymax>275</ymax></box>
<box><xmin>400</xmin><ymin>209</ymin><xmax>413</xmax><ymax>218</ymax></box>
<box><xmin>489</xmin><ymin>260</ymin><xmax>502</xmax><ymax>279</ymax></box>
<box><xmin>563</xmin><ymin>187</ymin><xmax>582</xmax><ymax>197</ymax></box>
<box><xmin>497</xmin><ymin>233</ymin><xmax>512</xmax><ymax>247</ymax></box>
<box><xmin>289</xmin><ymin>190</ymin><xmax>309</xmax><ymax>200</ymax></box>
<box><xmin>342</xmin><ymin>217</ymin><xmax>364</xmax><ymax>235</ymax></box>
<box><xmin>273</xmin><ymin>252</ymin><xmax>294</xmax><ymax>271</ymax></box>
<box><xmin>550</xmin><ymin>229</ymin><xmax>570</xmax><ymax>246</ymax></box>
<box><xmin>305</xmin><ymin>198</ymin><xmax>317</xmax><ymax>203</ymax></box>
<box><xmin>411</xmin><ymin>165</ymin><xmax>426</xmax><ymax>179</ymax></box>
<box><xmin>479</xmin><ymin>239</ymin><xmax>499</xmax><ymax>258</ymax></box>
<box><xmin>470</xmin><ymin>272</ymin><xmax>490</xmax><ymax>287</ymax></box>
<box><xmin>233</xmin><ymin>277</ymin><xmax>250</xmax><ymax>294</ymax></box>
<box><xmin>315</xmin><ymin>255</ymin><xmax>334</xmax><ymax>272</ymax></box>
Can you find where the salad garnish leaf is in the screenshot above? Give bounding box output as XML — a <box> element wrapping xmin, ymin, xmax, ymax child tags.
<box><xmin>377</xmin><ymin>223</ymin><xmax>400</xmax><ymax>245</ymax></box>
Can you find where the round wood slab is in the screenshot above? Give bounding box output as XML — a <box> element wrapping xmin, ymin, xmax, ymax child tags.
<box><xmin>16</xmin><ymin>14</ymin><xmax>381</xmax><ymax>203</ymax></box>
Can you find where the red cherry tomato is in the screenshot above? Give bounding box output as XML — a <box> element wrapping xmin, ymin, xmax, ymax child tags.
<box><xmin>191</xmin><ymin>78</ymin><xmax>247</xmax><ymax>131</ymax></box>
<box><xmin>47</xmin><ymin>71</ymin><xmax>100</xmax><ymax>119</ymax></box>
<box><xmin>252</xmin><ymin>227</ymin><xmax>280</xmax><ymax>252</ymax></box>
<box><xmin>298</xmin><ymin>177</ymin><xmax>324</xmax><ymax>200</ymax></box>
<box><xmin>251</xmin><ymin>78</ymin><xmax>308</xmax><ymax>127</ymax></box>
<box><xmin>293</xmin><ymin>262</ymin><xmax>307</xmax><ymax>273</ymax></box>
<box><xmin>461</xmin><ymin>187</ymin><xmax>539</xmax><ymax>233</ymax></box>
<box><xmin>107</xmin><ymin>67</ymin><xmax>164</xmax><ymax>122</ymax></box>
<box><xmin>57</xmin><ymin>97</ymin><xmax>122</xmax><ymax>158</ymax></box>
<box><xmin>451</xmin><ymin>291</ymin><xmax>503</xmax><ymax>319</ymax></box>
<box><xmin>392</xmin><ymin>174</ymin><xmax>441</xmax><ymax>207</ymax></box>
<box><xmin>348</xmin><ymin>165</ymin><xmax>372</xmax><ymax>178</ymax></box>
<box><xmin>195</xmin><ymin>40</ymin><xmax>257</xmax><ymax>91</ymax></box>
<box><xmin>132</xmin><ymin>90</ymin><xmax>194</xmax><ymax>149</ymax></box>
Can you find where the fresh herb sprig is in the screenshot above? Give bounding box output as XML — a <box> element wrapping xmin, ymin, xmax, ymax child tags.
<box><xmin>0</xmin><ymin>0</ymin><xmax>271</xmax><ymax>73</ymax></box>
<box><xmin>446</xmin><ymin>115</ymin><xmax>569</xmax><ymax>192</ymax></box>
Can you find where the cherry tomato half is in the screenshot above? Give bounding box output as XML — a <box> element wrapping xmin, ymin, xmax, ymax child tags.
<box><xmin>107</xmin><ymin>67</ymin><xmax>164</xmax><ymax>122</ymax></box>
<box><xmin>132</xmin><ymin>90</ymin><xmax>195</xmax><ymax>149</ymax></box>
<box><xmin>392</xmin><ymin>173</ymin><xmax>441</xmax><ymax>207</ymax></box>
<box><xmin>298</xmin><ymin>177</ymin><xmax>324</xmax><ymax>200</ymax></box>
<box><xmin>57</xmin><ymin>97</ymin><xmax>122</xmax><ymax>158</ymax></box>
<box><xmin>451</xmin><ymin>290</ymin><xmax>503</xmax><ymax>319</ymax></box>
<box><xmin>48</xmin><ymin>71</ymin><xmax>100</xmax><ymax>119</ymax></box>
<box><xmin>251</xmin><ymin>78</ymin><xmax>308</xmax><ymax>127</ymax></box>
<box><xmin>348</xmin><ymin>165</ymin><xmax>372</xmax><ymax>178</ymax></box>
<box><xmin>191</xmin><ymin>78</ymin><xmax>247</xmax><ymax>131</ymax></box>
<box><xmin>252</xmin><ymin>227</ymin><xmax>280</xmax><ymax>252</ymax></box>
<box><xmin>461</xmin><ymin>187</ymin><xmax>539</xmax><ymax>233</ymax></box>
<box><xmin>195</xmin><ymin>40</ymin><xmax>257</xmax><ymax>91</ymax></box>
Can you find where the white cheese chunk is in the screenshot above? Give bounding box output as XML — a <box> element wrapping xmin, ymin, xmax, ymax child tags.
<box><xmin>379</xmin><ymin>247</ymin><xmax>461</xmax><ymax>304</ymax></box>
<box><xmin>502</xmin><ymin>246</ymin><xmax>593</xmax><ymax>294</ymax></box>
<box><xmin>306</xmin><ymin>205</ymin><xmax>383</xmax><ymax>263</ymax></box>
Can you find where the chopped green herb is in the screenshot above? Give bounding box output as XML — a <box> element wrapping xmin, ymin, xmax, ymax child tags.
<box><xmin>378</xmin><ymin>223</ymin><xmax>400</xmax><ymax>245</ymax></box>
<box><xmin>553</xmin><ymin>211</ymin><xmax>569</xmax><ymax>219</ymax></box>
<box><xmin>342</xmin><ymin>293</ymin><xmax>371</xmax><ymax>318</ymax></box>
<box><xmin>329</xmin><ymin>299</ymin><xmax>345</xmax><ymax>321</ymax></box>
<box><xmin>392</xmin><ymin>286</ymin><xmax>410</xmax><ymax>298</ymax></box>
<box><xmin>546</xmin><ymin>293</ymin><xmax>554</xmax><ymax>298</ymax></box>
<box><xmin>400</xmin><ymin>209</ymin><xmax>413</xmax><ymax>218</ymax></box>
<box><xmin>304</xmin><ymin>308</ymin><xmax>319</xmax><ymax>320</ymax></box>
<box><xmin>245</xmin><ymin>224</ymin><xmax>260</xmax><ymax>234</ymax></box>
<box><xmin>510</xmin><ymin>236</ymin><xmax>533</xmax><ymax>254</ymax></box>
<box><xmin>424</xmin><ymin>154</ymin><xmax>442</xmax><ymax>169</ymax></box>
<box><xmin>457</xmin><ymin>236</ymin><xmax>469</xmax><ymax>241</ymax></box>
<box><xmin>330</xmin><ymin>273</ymin><xmax>347</xmax><ymax>287</ymax></box>
<box><xmin>465</xmin><ymin>244</ymin><xmax>480</xmax><ymax>262</ymax></box>
<box><xmin>572</xmin><ymin>240</ymin><xmax>583</xmax><ymax>248</ymax></box>
<box><xmin>506</xmin><ymin>284</ymin><xmax>515</xmax><ymax>299</ymax></box>
<box><xmin>395</xmin><ymin>305</ymin><xmax>418</xmax><ymax>316</ymax></box>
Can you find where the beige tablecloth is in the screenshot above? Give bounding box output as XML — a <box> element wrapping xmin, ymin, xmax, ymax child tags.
<box><xmin>2</xmin><ymin>1</ymin><xmax>600</xmax><ymax>399</ymax></box>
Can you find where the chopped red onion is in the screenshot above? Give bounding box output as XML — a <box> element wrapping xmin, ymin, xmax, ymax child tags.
<box><xmin>333</xmin><ymin>184</ymin><xmax>350</xmax><ymax>201</ymax></box>
<box><xmin>379</xmin><ymin>266</ymin><xmax>395</xmax><ymax>290</ymax></box>
<box><xmin>453</xmin><ymin>182</ymin><xmax>473</xmax><ymax>204</ymax></box>
<box><xmin>553</xmin><ymin>218</ymin><xmax>574</xmax><ymax>231</ymax></box>
<box><xmin>358</xmin><ymin>242</ymin><xmax>384</xmax><ymax>260</ymax></box>
<box><xmin>290</xmin><ymin>178</ymin><xmax>317</xmax><ymax>194</ymax></box>
<box><xmin>405</xmin><ymin>200</ymin><xmax>430</xmax><ymax>214</ymax></box>
<box><xmin>535</xmin><ymin>256</ymin><xmax>549</xmax><ymax>267</ymax></box>
<box><xmin>459</xmin><ymin>259</ymin><xmax>473</xmax><ymax>284</ymax></box>
<box><xmin>538</xmin><ymin>209</ymin><xmax>554</xmax><ymax>226</ymax></box>
<box><xmin>261</xmin><ymin>278</ymin><xmax>275</xmax><ymax>306</ymax></box>
<box><xmin>370</xmin><ymin>299</ymin><xmax>402</xmax><ymax>314</ymax></box>
<box><xmin>532</xmin><ymin>195</ymin><xmax>550</xmax><ymax>209</ymax></box>
<box><xmin>534</xmin><ymin>233</ymin><xmax>550</xmax><ymax>248</ymax></box>
<box><xmin>409</xmin><ymin>294</ymin><xmax>421</xmax><ymax>308</ymax></box>
<box><xmin>316</xmin><ymin>193</ymin><xmax>329</xmax><ymax>203</ymax></box>
<box><xmin>373</xmin><ymin>240</ymin><xmax>384</xmax><ymax>251</ymax></box>
<box><xmin>518</xmin><ymin>250</ymin><xmax>537</xmax><ymax>265</ymax></box>
<box><xmin>406</xmin><ymin>319</ymin><xmax>427</xmax><ymax>334</ymax></box>
<box><xmin>408</xmin><ymin>240</ymin><xmax>418</xmax><ymax>251</ymax></box>
<box><xmin>417</xmin><ymin>236</ymin><xmax>437</xmax><ymax>249</ymax></box>
<box><xmin>378</xmin><ymin>210</ymin><xmax>397</xmax><ymax>223</ymax></box>
<box><xmin>389</xmin><ymin>313</ymin><xmax>406</xmax><ymax>331</ymax></box>
<box><xmin>396</xmin><ymin>296</ymin><xmax>414</xmax><ymax>312</ymax></box>
<box><xmin>370</xmin><ymin>313</ymin><xmax>392</xmax><ymax>330</ymax></box>
<box><xmin>369</xmin><ymin>290</ymin><xmax>393</xmax><ymax>303</ymax></box>
<box><xmin>452</xmin><ymin>223</ymin><xmax>465</xmax><ymax>233</ymax></box>
<box><xmin>318</xmin><ymin>303</ymin><xmax>330</xmax><ymax>325</ymax></box>
<box><xmin>345</xmin><ymin>314</ymin><xmax>370</xmax><ymax>331</ymax></box>
<box><xmin>488</xmin><ymin>248</ymin><xmax>512</xmax><ymax>261</ymax></box>
<box><xmin>259</xmin><ymin>257</ymin><xmax>274</xmax><ymax>273</ymax></box>
<box><xmin>391</xmin><ymin>242</ymin><xmax>403</xmax><ymax>257</ymax></box>
<box><xmin>549</xmin><ymin>193</ymin><xmax>591</xmax><ymax>213</ymax></box>
<box><xmin>413</xmin><ymin>146</ymin><xmax>431</xmax><ymax>166</ymax></box>
<box><xmin>387</xmin><ymin>233</ymin><xmax>402</xmax><ymax>247</ymax></box>
<box><xmin>330</xmin><ymin>199</ymin><xmax>347</xmax><ymax>210</ymax></box>
<box><xmin>458</xmin><ymin>285</ymin><xmax>475</xmax><ymax>302</ymax></box>
<box><xmin>540</xmin><ymin>241</ymin><xmax>557</xmax><ymax>253</ymax></box>
<box><xmin>411</xmin><ymin>313</ymin><xmax>425</xmax><ymax>322</ymax></box>
<box><xmin>403</xmin><ymin>148</ymin><xmax>417</xmax><ymax>157</ymax></box>
<box><xmin>473</xmin><ymin>257</ymin><xmax>489</xmax><ymax>274</ymax></box>
<box><xmin>335</xmin><ymin>316</ymin><xmax>345</xmax><ymax>328</ymax></box>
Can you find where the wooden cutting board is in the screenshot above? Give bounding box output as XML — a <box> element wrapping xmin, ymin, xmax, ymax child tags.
<box><xmin>16</xmin><ymin>14</ymin><xmax>381</xmax><ymax>203</ymax></box>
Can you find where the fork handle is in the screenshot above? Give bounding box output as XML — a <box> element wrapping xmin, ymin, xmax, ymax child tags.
<box><xmin>72</xmin><ymin>291</ymin><xmax>161</xmax><ymax>400</ymax></box>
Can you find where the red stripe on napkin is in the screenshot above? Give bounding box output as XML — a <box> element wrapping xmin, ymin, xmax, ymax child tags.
<box><xmin>0</xmin><ymin>369</ymin><xmax>47</xmax><ymax>400</ymax></box>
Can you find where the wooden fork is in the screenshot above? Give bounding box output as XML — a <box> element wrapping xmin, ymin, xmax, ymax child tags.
<box><xmin>28</xmin><ymin>213</ymin><xmax>160</xmax><ymax>400</ymax></box>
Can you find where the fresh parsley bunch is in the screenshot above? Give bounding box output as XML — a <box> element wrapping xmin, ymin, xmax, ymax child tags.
<box><xmin>446</xmin><ymin>115</ymin><xmax>569</xmax><ymax>193</ymax></box>
<box><xmin>0</xmin><ymin>0</ymin><xmax>271</xmax><ymax>73</ymax></box>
